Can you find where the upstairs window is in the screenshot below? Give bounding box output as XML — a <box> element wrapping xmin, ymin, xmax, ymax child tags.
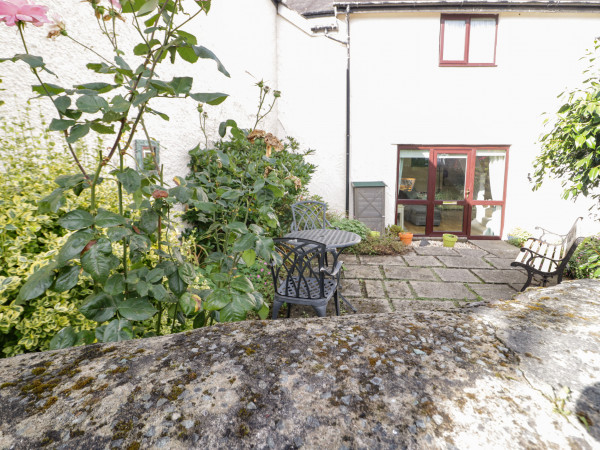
<box><xmin>440</xmin><ymin>15</ymin><xmax>498</xmax><ymax>66</ymax></box>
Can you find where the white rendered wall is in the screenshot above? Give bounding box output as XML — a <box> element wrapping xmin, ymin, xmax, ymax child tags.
<box><xmin>347</xmin><ymin>11</ymin><xmax>600</xmax><ymax>237</ymax></box>
<box><xmin>276</xmin><ymin>7</ymin><xmax>347</xmax><ymax>214</ymax></box>
<box><xmin>0</xmin><ymin>0</ymin><xmax>279</xmax><ymax>186</ymax></box>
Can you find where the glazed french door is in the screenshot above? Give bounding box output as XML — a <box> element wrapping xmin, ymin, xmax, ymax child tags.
<box><xmin>396</xmin><ymin>146</ymin><xmax>509</xmax><ymax>239</ymax></box>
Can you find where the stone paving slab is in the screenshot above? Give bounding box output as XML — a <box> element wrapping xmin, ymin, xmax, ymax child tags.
<box><xmin>411</xmin><ymin>246</ymin><xmax>459</xmax><ymax>256</ymax></box>
<box><xmin>342</xmin><ymin>265</ymin><xmax>382</xmax><ymax>279</ymax></box>
<box><xmin>436</xmin><ymin>255</ymin><xmax>493</xmax><ymax>269</ymax></box>
<box><xmin>364</xmin><ymin>279</ymin><xmax>386</xmax><ymax>298</ymax></box>
<box><xmin>453</xmin><ymin>248</ymin><xmax>489</xmax><ymax>257</ymax></box>
<box><xmin>391</xmin><ymin>299</ymin><xmax>463</xmax><ymax>311</ymax></box>
<box><xmin>338</xmin><ymin>254</ymin><xmax>360</xmax><ymax>265</ymax></box>
<box><xmin>403</xmin><ymin>254</ymin><xmax>444</xmax><ymax>267</ymax></box>
<box><xmin>473</xmin><ymin>240</ymin><xmax>520</xmax><ymax>259</ymax></box>
<box><xmin>384</xmin><ymin>267</ymin><xmax>437</xmax><ymax>281</ymax></box>
<box><xmin>410</xmin><ymin>281</ymin><xmax>477</xmax><ymax>300</ymax></box>
<box><xmin>359</xmin><ymin>255</ymin><xmax>406</xmax><ymax>266</ymax></box>
<box><xmin>383</xmin><ymin>280</ymin><xmax>413</xmax><ymax>299</ymax></box>
<box><xmin>340</xmin><ymin>279</ymin><xmax>362</xmax><ymax>297</ymax></box>
<box><xmin>468</xmin><ymin>283</ymin><xmax>517</xmax><ymax>301</ymax></box>
<box><xmin>433</xmin><ymin>268</ymin><xmax>481</xmax><ymax>283</ymax></box>
<box><xmin>472</xmin><ymin>269</ymin><xmax>529</xmax><ymax>284</ymax></box>
<box><xmin>484</xmin><ymin>257</ymin><xmax>519</xmax><ymax>269</ymax></box>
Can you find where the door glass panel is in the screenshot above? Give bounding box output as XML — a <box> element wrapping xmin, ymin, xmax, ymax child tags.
<box><xmin>398</xmin><ymin>150</ymin><xmax>429</xmax><ymax>201</ymax></box>
<box><xmin>433</xmin><ymin>205</ymin><xmax>464</xmax><ymax>232</ymax></box>
<box><xmin>471</xmin><ymin>205</ymin><xmax>502</xmax><ymax>236</ymax></box>
<box><xmin>474</xmin><ymin>150</ymin><xmax>505</xmax><ymax>201</ymax></box>
<box><xmin>399</xmin><ymin>204</ymin><xmax>426</xmax><ymax>235</ymax></box>
<box><xmin>435</xmin><ymin>154</ymin><xmax>467</xmax><ymax>201</ymax></box>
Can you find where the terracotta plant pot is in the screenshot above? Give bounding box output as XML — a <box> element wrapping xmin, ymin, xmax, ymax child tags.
<box><xmin>399</xmin><ymin>232</ymin><xmax>413</xmax><ymax>245</ymax></box>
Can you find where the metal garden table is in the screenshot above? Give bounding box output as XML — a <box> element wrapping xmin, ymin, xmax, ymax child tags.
<box><xmin>283</xmin><ymin>228</ymin><xmax>361</xmax><ymax>313</ymax></box>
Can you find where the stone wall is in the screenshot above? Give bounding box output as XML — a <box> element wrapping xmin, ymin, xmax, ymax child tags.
<box><xmin>0</xmin><ymin>279</ymin><xmax>598</xmax><ymax>448</ymax></box>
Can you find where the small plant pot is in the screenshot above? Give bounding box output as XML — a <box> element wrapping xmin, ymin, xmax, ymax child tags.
<box><xmin>442</xmin><ymin>233</ymin><xmax>458</xmax><ymax>248</ymax></box>
<box><xmin>399</xmin><ymin>232</ymin><xmax>413</xmax><ymax>245</ymax></box>
<box><xmin>370</xmin><ymin>231</ymin><xmax>380</xmax><ymax>237</ymax></box>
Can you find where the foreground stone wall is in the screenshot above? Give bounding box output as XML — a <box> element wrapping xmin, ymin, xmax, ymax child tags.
<box><xmin>0</xmin><ymin>280</ymin><xmax>599</xmax><ymax>449</ymax></box>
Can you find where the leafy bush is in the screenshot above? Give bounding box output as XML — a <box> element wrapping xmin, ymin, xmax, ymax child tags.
<box><xmin>567</xmin><ymin>235</ymin><xmax>600</xmax><ymax>279</ymax></box>
<box><xmin>347</xmin><ymin>234</ymin><xmax>408</xmax><ymax>255</ymax></box>
<box><xmin>507</xmin><ymin>227</ymin><xmax>533</xmax><ymax>247</ymax></box>
<box><xmin>0</xmin><ymin>108</ymin><xmax>107</xmax><ymax>357</ymax></box>
<box><xmin>329</xmin><ymin>218</ymin><xmax>371</xmax><ymax>240</ymax></box>
<box><xmin>387</xmin><ymin>224</ymin><xmax>404</xmax><ymax>235</ymax></box>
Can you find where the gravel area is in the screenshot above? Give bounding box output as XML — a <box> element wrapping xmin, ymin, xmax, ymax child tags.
<box><xmin>410</xmin><ymin>238</ymin><xmax>479</xmax><ymax>249</ymax></box>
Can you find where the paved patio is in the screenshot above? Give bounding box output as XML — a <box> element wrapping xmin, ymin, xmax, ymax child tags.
<box><xmin>287</xmin><ymin>240</ymin><xmax>560</xmax><ymax>318</ymax></box>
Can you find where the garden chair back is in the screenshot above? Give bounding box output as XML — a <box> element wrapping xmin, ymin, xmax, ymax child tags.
<box><xmin>290</xmin><ymin>200</ymin><xmax>332</xmax><ymax>232</ymax></box>
<box><xmin>270</xmin><ymin>238</ymin><xmax>342</xmax><ymax>319</ymax></box>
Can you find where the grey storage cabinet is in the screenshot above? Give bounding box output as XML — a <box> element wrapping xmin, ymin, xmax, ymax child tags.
<box><xmin>352</xmin><ymin>182</ymin><xmax>386</xmax><ymax>234</ymax></box>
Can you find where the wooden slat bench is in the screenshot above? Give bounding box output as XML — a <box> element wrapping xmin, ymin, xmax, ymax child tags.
<box><xmin>511</xmin><ymin>217</ymin><xmax>584</xmax><ymax>291</ymax></box>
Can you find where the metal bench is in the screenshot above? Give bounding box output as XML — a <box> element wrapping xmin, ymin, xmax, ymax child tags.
<box><xmin>511</xmin><ymin>217</ymin><xmax>584</xmax><ymax>291</ymax></box>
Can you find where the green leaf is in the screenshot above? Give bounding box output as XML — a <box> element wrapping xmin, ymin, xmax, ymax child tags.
<box><xmin>178</xmin><ymin>262</ymin><xmax>196</xmax><ymax>285</ymax></box>
<box><xmin>575</xmin><ymin>135</ymin><xmax>586</xmax><ymax>149</ymax></box>
<box><xmin>75</xmin><ymin>330</ymin><xmax>95</xmax><ymax>346</ymax></box>
<box><xmin>149</xmin><ymin>283</ymin><xmax>168</xmax><ymax>301</ymax></box>
<box><xmin>31</xmin><ymin>83</ymin><xmax>64</xmax><ymax>96</ymax></box>
<box><xmin>218</xmin><ymin>119</ymin><xmax>238</xmax><ymax>137</ymax></box>
<box><xmin>52</xmin><ymin>265</ymin><xmax>81</xmax><ymax>292</ymax></box>
<box><xmin>226</xmin><ymin>222</ymin><xmax>248</xmax><ymax>235</ymax></box>
<box><xmin>231</xmin><ymin>275</ymin><xmax>253</xmax><ymax>293</ymax></box>
<box><xmin>192</xmin><ymin>46</ymin><xmax>230</xmax><ymax>77</ymax></box>
<box><xmin>266</xmin><ymin>184</ymin><xmax>284</xmax><ymax>198</ymax></box>
<box><xmin>58</xmin><ymin>209</ymin><xmax>94</xmax><ymax>230</ymax></box>
<box><xmin>66</xmin><ymin>124</ymin><xmax>90</xmax><ymax>143</ymax></box>
<box><xmin>139</xmin><ymin>209</ymin><xmax>159</xmax><ymax>234</ymax></box>
<box><xmin>81</xmin><ymin>239</ymin><xmax>114</xmax><ymax>284</ymax></box>
<box><xmin>117</xmin><ymin>297</ymin><xmax>157</xmax><ymax>321</ymax></box>
<box><xmin>132</xmin><ymin>89</ymin><xmax>157</xmax><ymax>107</ymax></box>
<box><xmin>220</xmin><ymin>189</ymin><xmax>242</xmax><ymax>201</ymax></box>
<box><xmin>219</xmin><ymin>298</ymin><xmax>248</xmax><ymax>322</ymax></box>
<box><xmin>86</xmin><ymin>62</ymin><xmax>115</xmax><ymax>74</ymax></box>
<box><xmin>176</xmin><ymin>46</ymin><xmax>198</xmax><ymax>63</ymax></box>
<box><xmin>178</xmin><ymin>293</ymin><xmax>196</xmax><ymax>316</ymax></box>
<box><xmin>175</xmin><ymin>30</ymin><xmax>197</xmax><ymax>45</ymax></box>
<box><xmin>110</xmin><ymin>94</ymin><xmax>131</xmax><ymax>113</ymax></box>
<box><xmin>129</xmin><ymin>234</ymin><xmax>151</xmax><ymax>253</ymax></box>
<box><xmin>39</xmin><ymin>188</ymin><xmax>66</xmax><ymax>214</ymax></box>
<box><xmin>256</xmin><ymin>188</ymin><xmax>275</xmax><ymax>205</ymax></box>
<box><xmin>193</xmin><ymin>201</ymin><xmax>218</xmax><ymax>213</ymax></box>
<box><xmin>76</xmin><ymin>95</ymin><xmax>109</xmax><ymax>114</ymax></box>
<box><xmin>76</xmin><ymin>82</ymin><xmax>115</xmax><ymax>94</ymax></box>
<box><xmin>169</xmin><ymin>77</ymin><xmax>193</xmax><ymax>95</ymax></box>
<box><xmin>16</xmin><ymin>262</ymin><xmax>57</xmax><ymax>304</ymax></box>
<box><xmin>232</xmin><ymin>233</ymin><xmax>257</xmax><ymax>253</ymax></box>
<box><xmin>137</xmin><ymin>0</ymin><xmax>159</xmax><ymax>15</ymax></box>
<box><xmin>54</xmin><ymin>96</ymin><xmax>71</xmax><ymax>113</ymax></box>
<box><xmin>116</xmin><ymin>168</ymin><xmax>141</xmax><ymax>193</ymax></box>
<box><xmin>56</xmin><ymin>229</ymin><xmax>95</xmax><ymax>266</ymax></box>
<box><xmin>168</xmin><ymin>271</ymin><xmax>188</xmax><ymax>296</ymax></box>
<box><xmin>257</xmin><ymin>303</ymin><xmax>269</xmax><ymax>320</ymax></box>
<box><xmin>105</xmin><ymin>274</ymin><xmax>125</xmax><ymax>296</ymax></box>
<box><xmin>241</xmin><ymin>249</ymin><xmax>256</xmax><ymax>267</ymax></box>
<box><xmin>55</xmin><ymin>174</ymin><xmax>86</xmax><ymax>189</ymax></box>
<box><xmin>256</xmin><ymin>237</ymin><xmax>274</xmax><ymax>261</ymax></box>
<box><xmin>49</xmin><ymin>327</ymin><xmax>77</xmax><ymax>350</ymax></box>
<box><xmin>90</xmin><ymin>122</ymin><xmax>116</xmax><ymax>134</ymax></box>
<box><xmin>101</xmin><ymin>319</ymin><xmax>133</xmax><ymax>342</ymax></box>
<box><xmin>189</xmin><ymin>92</ymin><xmax>228</xmax><ymax>106</ymax></box>
<box><xmin>204</xmin><ymin>288</ymin><xmax>231</xmax><ymax>311</ymax></box>
<box><xmin>146</xmin><ymin>268</ymin><xmax>164</xmax><ymax>284</ymax></box>
<box><xmin>115</xmin><ymin>55</ymin><xmax>131</xmax><ymax>72</ymax></box>
<box><xmin>96</xmin><ymin>209</ymin><xmax>126</xmax><ymax>228</ymax></box>
<box><xmin>107</xmin><ymin>226</ymin><xmax>132</xmax><ymax>242</ymax></box>
<box><xmin>5</xmin><ymin>53</ymin><xmax>44</xmax><ymax>68</ymax></box>
<box><xmin>80</xmin><ymin>292</ymin><xmax>117</xmax><ymax>322</ymax></box>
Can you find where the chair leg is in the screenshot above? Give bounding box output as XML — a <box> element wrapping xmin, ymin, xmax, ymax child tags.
<box><xmin>286</xmin><ymin>303</ymin><xmax>292</xmax><ymax>318</ymax></box>
<box><xmin>521</xmin><ymin>271</ymin><xmax>534</xmax><ymax>292</ymax></box>
<box><xmin>272</xmin><ymin>301</ymin><xmax>283</xmax><ymax>319</ymax></box>
<box><xmin>334</xmin><ymin>290</ymin><xmax>340</xmax><ymax>316</ymax></box>
<box><xmin>313</xmin><ymin>305</ymin><xmax>327</xmax><ymax>317</ymax></box>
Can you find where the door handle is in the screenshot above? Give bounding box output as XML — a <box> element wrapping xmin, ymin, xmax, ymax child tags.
<box><xmin>465</xmin><ymin>188</ymin><xmax>470</xmax><ymax>197</ymax></box>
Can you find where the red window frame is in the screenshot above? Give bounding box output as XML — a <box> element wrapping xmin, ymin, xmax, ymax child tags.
<box><xmin>439</xmin><ymin>14</ymin><xmax>498</xmax><ymax>67</ymax></box>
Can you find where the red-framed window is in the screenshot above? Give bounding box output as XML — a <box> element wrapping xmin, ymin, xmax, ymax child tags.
<box><xmin>439</xmin><ymin>15</ymin><xmax>498</xmax><ymax>67</ymax></box>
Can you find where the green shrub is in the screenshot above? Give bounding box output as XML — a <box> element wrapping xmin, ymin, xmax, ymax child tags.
<box><xmin>0</xmin><ymin>108</ymin><xmax>110</xmax><ymax>357</ymax></box>
<box><xmin>387</xmin><ymin>224</ymin><xmax>404</xmax><ymax>235</ymax></box>
<box><xmin>507</xmin><ymin>227</ymin><xmax>533</xmax><ymax>247</ymax></box>
<box><xmin>329</xmin><ymin>218</ymin><xmax>371</xmax><ymax>240</ymax></box>
<box><xmin>347</xmin><ymin>234</ymin><xmax>408</xmax><ymax>255</ymax></box>
<box><xmin>567</xmin><ymin>235</ymin><xmax>600</xmax><ymax>279</ymax></box>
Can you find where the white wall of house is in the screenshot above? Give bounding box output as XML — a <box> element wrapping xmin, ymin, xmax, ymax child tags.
<box><xmin>0</xmin><ymin>0</ymin><xmax>279</xmax><ymax>186</ymax></box>
<box><xmin>345</xmin><ymin>11</ymin><xmax>600</xmax><ymax>237</ymax></box>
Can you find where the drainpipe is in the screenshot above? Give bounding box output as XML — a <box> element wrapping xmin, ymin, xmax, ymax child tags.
<box><xmin>344</xmin><ymin>5</ymin><xmax>351</xmax><ymax>216</ymax></box>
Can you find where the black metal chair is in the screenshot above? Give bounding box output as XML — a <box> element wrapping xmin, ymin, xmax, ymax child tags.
<box><xmin>290</xmin><ymin>200</ymin><xmax>333</xmax><ymax>231</ymax></box>
<box><xmin>270</xmin><ymin>238</ymin><xmax>342</xmax><ymax>319</ymax></box>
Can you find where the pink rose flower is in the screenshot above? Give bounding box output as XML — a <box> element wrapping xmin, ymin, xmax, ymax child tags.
<box><xmin>0</xmin><ymin>0</ymin><xmax>50</xmax><ymax>27</ymax></box>
<box><xmin>109</xmin><ymin>0</ymin><xmax>121</xmax><ymax>9</ymax></box>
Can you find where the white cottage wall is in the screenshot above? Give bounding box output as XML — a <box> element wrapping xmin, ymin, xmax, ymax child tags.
<box><xmin>0</xmin><ymin>0</ymin><xmax>279</xmax><ymax>186</ymax></box>
<box><xmin>276</xmin><ymin>6</ymin><xmax>347</xmax><ymax>214</ymax></box>
<box><xmin>348</xmin><ymin>11</ymin><xmax>600</xmax><ymax>237</ymax></box>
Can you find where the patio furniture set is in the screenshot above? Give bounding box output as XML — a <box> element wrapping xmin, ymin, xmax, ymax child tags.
<box><xmin>270</xmin><ymin>202</ymin><xmax>584</xmax><ymax>318</ymax></box>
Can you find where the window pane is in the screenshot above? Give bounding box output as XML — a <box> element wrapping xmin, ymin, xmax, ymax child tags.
<box><xmin>398</xmin><ymin>151</ymin><xmax>429</xmax><ymax>200</ymax></box>
<box><xmin>471</xmin><ymin>205</ymin><xmax>502</xmax><ymax>236</ymax></box>
<box><xmin>442</xmin><ymin>20</ymin><xmax>466</xmax><ymax>61</ymax></box>
<box><xmin>433</xmin><ymin>205</ymin><xmax>464</xmax><ymax>232</ymax></box>
<box><xmin>468</xmin><ymin>18</ymin><xmax>496</xmax><ymax>63</ymax></box>
<box><xmin>474</xmin><ymin>150</ymin><xmax>505</xmax><ymax>201</ymax></box>
<box><xmin>398</xmin><ymin>204</ymin><xmax>425</xmax><ymax>235</ymax></box>
<box><xmin>435</xmin><ymin>154</ymin><xmax>467</xmax><ymax>201</ymax></box>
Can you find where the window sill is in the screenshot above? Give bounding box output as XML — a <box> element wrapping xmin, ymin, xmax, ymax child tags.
<box><xmin>439</xmin><ymin>63</ymin><xmax>497</xmax><ymax>67</ymax></box>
